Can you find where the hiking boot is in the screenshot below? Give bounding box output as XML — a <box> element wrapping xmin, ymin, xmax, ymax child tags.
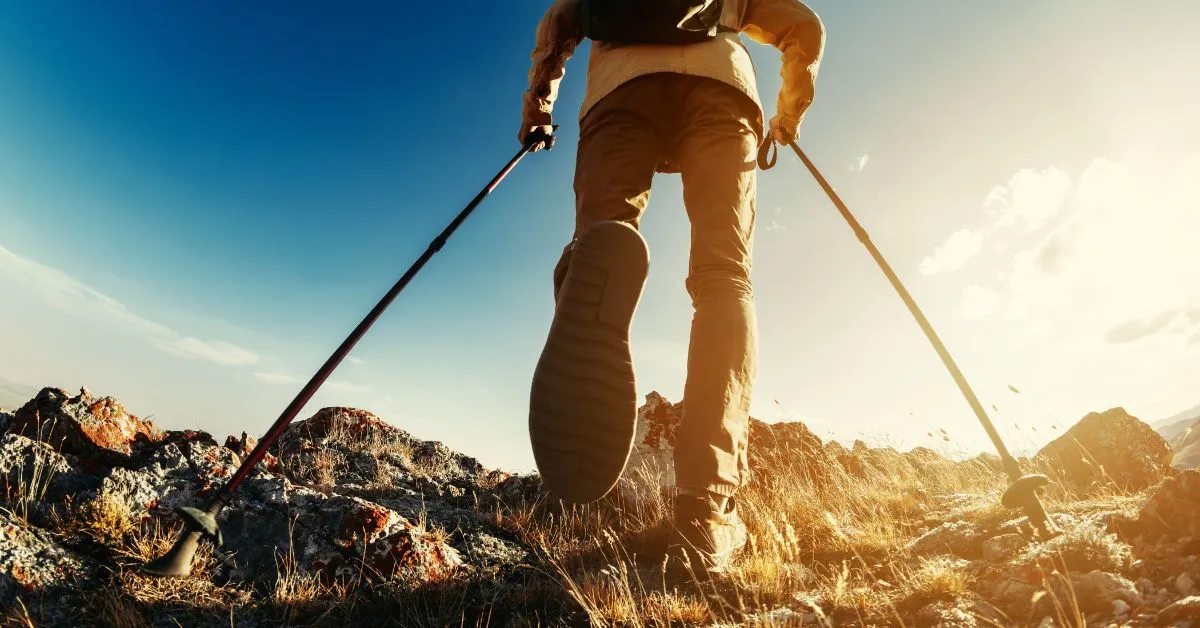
<box><xmin>529</xmin><ymin>220</ymin><xmax>649</xmax><ymax>504</ymax></box>
<box><xmin>670</xmin><ymin>491</ymin><xmax>748</xmax><ymax>576</ymax></box>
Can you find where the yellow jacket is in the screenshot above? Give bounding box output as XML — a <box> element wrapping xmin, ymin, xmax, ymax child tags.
<box><xmin>521</xmin><ymin>0</ymin><xmax>825</xmax><ymax>137</ymax></box>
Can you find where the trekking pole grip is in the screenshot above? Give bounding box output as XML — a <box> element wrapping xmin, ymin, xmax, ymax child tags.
<box><xmin>525</xmin><ymin>124</ymin><xmax>560</xmax><ymax>151</ymax></box>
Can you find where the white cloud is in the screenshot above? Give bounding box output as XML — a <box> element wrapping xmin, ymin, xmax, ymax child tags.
<box><xmin>983</xmin><ymin>155</ymin><xmax>1200</xmax><ymax>344</ymax></box>
<box><xmin>919</xmin><ymin>229</ymin><xmax>983</xmax><ymax>275</ymax></box>
<box><xmin>851</xmin><ymin>153</ymin><xmax>869</xmax><ymax>172</ymax></box>
<box><xmin>346</xmin><ymin>356</ymin><xmax>366</xmax><ymax>366</ymax></box>
<box><xmin>985</xmin><ymin>166</ymin><xmax>1072</xmax><ymax>230</ymax></box>
<box><xmin>1103</xmin><ymin>310</ymin><xmax>1180</xmax><ymax>345</ymax></box>
<box><xmin>0</xmin><ymin>245</ymin><xmax>259</xmax><ymax>368</ymax></box>
<box><xmin>254</xmin><ymin>371</ymin><xmax>299</xmax><ymax>384</ymax></box>
<box><xmin>765</xmin><ymin>219</ymin><xmax>787</xmax><ymax>232</ymax></box>
<box><xmin>163</xmin><ymin>337</ymin><xmax>260</xmax><ymax>366</ymax></box>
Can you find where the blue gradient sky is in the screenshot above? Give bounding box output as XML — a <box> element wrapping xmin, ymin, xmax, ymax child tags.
<box><xmin>2</xmin><ymin>1</ymin><xmax>1198</xmax><ymax>471</ymax></box>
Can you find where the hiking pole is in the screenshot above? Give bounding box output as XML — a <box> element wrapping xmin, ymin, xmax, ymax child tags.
<box><xmin>143</xmin><ymin>127</ymin><xmax>558</xmax><ymax>577</ymax></box>
<box><xmin>759</xmin><ymin>139</ymin><xmax>1060</xmax><ymax>539</ymax></box>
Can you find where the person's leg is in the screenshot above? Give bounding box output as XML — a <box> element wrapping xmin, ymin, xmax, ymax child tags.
<box><xmin>529</xmin><ymin>75</ymin><xmax>667</xmax><ymax>504</ymax></box>
<box><xmin>669</xmin><ymin>76</ymin><xmax>761</xmax><ymax>570</ymax></box>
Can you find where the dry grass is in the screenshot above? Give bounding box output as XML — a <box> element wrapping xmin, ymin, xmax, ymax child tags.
<box><xmin>269</xmin><ymin>536</ymin><xmax>355</xmax><ymax>624</ymax></box>
<box><xmin>66</xmin><ymin>492</ymin><xmax>137</xmax><ymax>546</ymax></box>
<box><xmin>895</xmin><ymin>557</ymin><xmax>973</xmax><ymax>609</ymax></box>
<box><xmin>0</xmin><ymin>598</ymin><xmax>38</xmax><ymax>628</ymax></box>
<box><xmin>487</xmin><ymin>429</ymin><xmax>1149</xmax><ymax>626</ymax></box>
<box><xmin>1016</xmin><ymin>521</ymin><xmax>1132</xmax><ymax>574</ymax></box>
<box><xmin>321</xmin><ymin>416</ymin><xmax>413</xmax><ymax>463</ymax></box>
<box><xmin>489</xmin><ymin>446</ymin><xmax>1017</xmax><ymax>626</ymax></box>
<box><xmin>307</xmin><ymin>448</ymin><xmax>345</xmax><ymax>488</ymax></box>
<box><xmin>1</xmin><ymin>449</ymin><xmax>57</xmax><ymax>523</ymax></box>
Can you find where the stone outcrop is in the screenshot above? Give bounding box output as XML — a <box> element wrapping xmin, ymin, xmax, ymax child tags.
<box><xmin>1138</xmin><ymin>469</ymin><xmax>1200</xmax><ymax>541</ymax></box>
<box><xmin>1</xmin><ymin>510</ymin><xmax>93</xmax><ymax>611</ymax></box>
<box><xmin>8</xmin><ymin>387</ymin><xmax>162</xmax><ymax>467</ymax></box>
<box><xmin>5</xmin><ymin>384</ymin><xmax>1200</xmax><ymax>627</ymax></box>
<box><xmin>619</xmin><ymin>392</ymin><xmax>682</xmax><ymax>497</ymax></box>
<box><xmin>0</xmin><ymin>386</ymin><xmax>522</xmax><ymax>606</ymax></box>
<box><xmin>1034</xmin><ymin>407</ymin><xmax>1173</xmax><ymax>492</ymax></box>
<box><xmin>620</xmin><ymin>392</ymin><xmax>851</xmax><ymax>496</ymax></box>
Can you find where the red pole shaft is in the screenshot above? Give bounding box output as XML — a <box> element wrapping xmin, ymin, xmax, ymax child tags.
<box><xmin>219</xmin><ymin>143</ymin><xmax>534</xmax><ymax>495</ymax></box>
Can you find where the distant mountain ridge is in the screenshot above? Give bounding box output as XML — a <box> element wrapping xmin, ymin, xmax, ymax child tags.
<box><xmin>1152</xmin><ymin>400</ymin><xmax>1200</xmax><ymax>431</ymax></box>
<box><xmin>1152</xmin><ymin>400</ymin><xmax>1200</xmax><ymax>470</ymax></box>
<box><xmin>0</xmin><ymin>376</ymin><xmax>37</xmax><ymax>410</ymax></box>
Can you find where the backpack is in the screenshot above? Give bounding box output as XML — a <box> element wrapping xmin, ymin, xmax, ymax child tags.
<box><xmin>580</xmin><ymin>0</ymin><xmax>727</xmax><ymax>45</ymax></box>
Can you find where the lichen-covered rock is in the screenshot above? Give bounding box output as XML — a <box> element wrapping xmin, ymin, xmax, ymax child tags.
<box><xmin>249</xmin><ymin>491</ymin><xmax>463</xmax><ymax>584</ymax></box>
<box><xmin>914</xmin><ymin>600</ymin><xmax>978</xmax><ymax>628</ymax></box>
<box><xmin>0</xmin><ymin>434</ymin><xmax>97</xmax><ymax>512</ymax></box>
<box><xmin>0</xmin><ymin>510</ymin><xmax>92</xmax><ymax>608</ymax></box>
<box><xmin>981</xmin><ymin>533</ymin><xmax>1025</xmax><ymax>563</ymax></box>
<box><xmin>981</xmin><ymin>564</ymin><xmax>1142</xmax><ymax>619</ymax></box>
<box><xmin>976</xmin><ymin>568</ymin><xmax>1040</xmax><ymax>618</ymax></box>
<box><xmin>98</xmin><ymin>440</ymin><xmax>250</xmax><ymax>520</ymax></box>
<box><xmin>274</xmin><ymin>407</ymin><xmax>486</xmax><ymax>498</ymax></box>
<box><xmin>224</xmin><ymin>431</ymin><xmax>281</xmax><ymax>473</ymax></box>
<box><xmin>1034</xmin><ymin>407</ymin><xmax>1172</xmax><ymax>492</ymax></box>
<box><xmin>1138</xmin><ymin>469</ymin><xmax>1200</xmax><ymax>540</ymax></box>
<box><xmin>157</xmin><ymin>428</ymin><xmax>219</xmax><ymax>449</ymax></box>
<box><xmin>619</xmin><ymin>392</ymin><xmax>682</xmax><ymax>497</ymax></box>
<box><xmin>96</xmin><ymin>439</ymin><xmax>463</xmax><ymax>584</ymax></box>
<box><xmin>9</xmin><ymin>387</ymin><xmax>161</xmax><ymax>466</ymax></box>
<box><xmin>1158</xmin><ymin>595</ymin><xmax>1200</xmax><ymax>624</ymax></box>
<box><xmin>1070</xmin><ymin>570</ymin><xmax>1142</xmax><ymax>610</ymax></box>
<box><xmin>909</xmin><ymin>520</ymin><xmax>986</xmax><ymax>559</ymax></box>
<box><xmin>619</xmin><ymin>391</ymin><xmax>838</xmax><ymax>498</ymax></box>
<box><xmin>286</xmin><ymin>406</ymin><xmax>395</xmax><ymax>442</ymax></box>
<box><xmin>495</xmin><ymin>473</ymin><xmax>545</xmax><ymax>505</ymax></box>
<box><xmin>826</xmin><ymin>440</ymin><xmax>869</xmax><ymax>477</ymax></box>
<box><xmin>748</xmin><ymin>417</ymin><xmax>831</xmax><ymax>482</ymax></box>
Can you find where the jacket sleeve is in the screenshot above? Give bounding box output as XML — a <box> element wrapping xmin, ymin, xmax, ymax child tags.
<box><xmin>740</xmin><ymin>0</ymin><xmax>826</xmax><ymax>132</ymax></box>
<box><xmin>522</xmin><ymin>0</ymin><xmax>585</xmax><ymax>129</ymax></box>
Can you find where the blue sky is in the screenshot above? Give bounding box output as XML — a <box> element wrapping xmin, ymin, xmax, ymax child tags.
<box><xmin>2</xmin><ymin>1</ymin><xmax>1198</xmax><ymax>471</ymax></box>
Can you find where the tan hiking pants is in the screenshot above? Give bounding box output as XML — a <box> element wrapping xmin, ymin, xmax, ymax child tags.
<box><xmin>555</xmin><ymin>73</ymin><xmax>761</xmax><ymax>498</ymax></box>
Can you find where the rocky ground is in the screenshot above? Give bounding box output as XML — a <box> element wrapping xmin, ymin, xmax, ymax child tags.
<box><xmin>1</xmin><ymin>386</ymin><xmax>1199</xmax><ymax>627</ymax></box>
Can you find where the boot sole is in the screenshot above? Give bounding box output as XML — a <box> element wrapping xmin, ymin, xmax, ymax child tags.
<box><xmin>529</xmin><ymin>221</ymin><xmax>649</xmax><ymax>504</ymax></box>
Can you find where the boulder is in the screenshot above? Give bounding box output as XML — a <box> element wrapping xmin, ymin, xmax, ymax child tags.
<box><xmin>1158</xmin><ymin>596</ymin><xmax>1200</xmax><ymax>624</ymax></box>
<box><xmin>96</xmin><ymin>439</ymin><xmax>463</xmax><ymax>584</ymax></box>
<box><xmin>909</xmin><ymin>520</ymin><xmax>986</xmax><ymax>559</ymax></box>
<box><xmin>0</xmin><ymin>434</ymin><xmax>97</xmax><ymax>512</ymax></box>
<box><xmin>981</xmin><ymin>533</ymin><xmax>1026</xmax><ymax>563</ymax></box>
<box><xmin>274</xmin><ymin>407</ymin><xmax>487</xmax><ymax>499</ymax></box>
<box><xmin>280</xmin><ymin>406</ymin><xmax>396</xmax><ymax>444</ymax></box>
<box><xmin>495</xmin><ymin>473</ymin><xmax>545</xmax><ymax>505</ymax></box>
<box><xmin>1069</xmin><ymin>571</ymin><xmax>1142</xmax><ymax>610</ymax></box>
<box><xmin>619</xmin><ymin>392</ymin><xmax>682</xmax><ymax>498</ymax></box>
<box><xmin>619</xmin><ymin>391</ymin><xmax>833</xmax><ymax>498</ymax></box>
<box><xmin>1</xmin><ymin>509</ymin><xmax>93</xmax><ymax>609</ymax></box>
<box><xmin>825</xmin><ymin>440</ymin><xmax>870</xmax><ymax>477</ymax></box>
<box><xmin>1138</xmin><ymin>469</ymin><xmax>1200</xmax><ymax>540</ymax></box>
<box><xmin>980</xmin><ymin>566</ymin><xmax>1140</xmax><ymax>618</ymax></box>
<box><xmin>224</xmin><ymin>431</ymin><xmax>281</xmax><ymax>473</ymax></box>
<box><xmin>748</xmin><ymin>416</ymin><xmax>829</xmax><ymax>474</ymax></box>
<box><xmin>1034</xmin><ymin>407</ymin><xmax>1173</xmax><ymax>492</ymax></box>
<box><xmin>9</xmin><ymin>387</ymin><xmax>161</xmax><ymax>467</ymax></box>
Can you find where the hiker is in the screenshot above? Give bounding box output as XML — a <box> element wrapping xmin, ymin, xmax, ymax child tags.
<box><xmin>521</xmin><ymin>0</ymin><xmax>825</xmax><ymax>573</ymax></box>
